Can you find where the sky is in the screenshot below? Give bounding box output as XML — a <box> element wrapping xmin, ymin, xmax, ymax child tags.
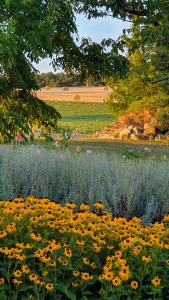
<box><xmin>35</xmin><ymin>14</ymin><xmax>129</xmax><ymax>73</ymax></box>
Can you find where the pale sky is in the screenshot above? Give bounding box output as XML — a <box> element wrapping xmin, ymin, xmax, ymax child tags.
<box><xmin>35</xmin><ymin>15</ymin><xmax>129</xmax><ymax>73</ymax></box>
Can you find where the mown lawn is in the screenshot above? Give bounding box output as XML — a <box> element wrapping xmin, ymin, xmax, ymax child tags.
<box><xmin>46</xmin><ymin>101</ymin><xmax>114</xmax><ymax>134</ymax></box>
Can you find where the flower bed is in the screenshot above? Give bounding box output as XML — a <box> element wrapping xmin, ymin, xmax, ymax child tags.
<box><xmin>0</xmin><ymin>197</ymin><xmax>168</xmax><ymax>299</ymax></box>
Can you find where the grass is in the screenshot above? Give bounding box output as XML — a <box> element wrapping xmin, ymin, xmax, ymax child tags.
<box><xmin>46</xmin><ymin>101</ymin><xmax>114</xmax><ymax>134</ymax></box>
<box><xmin>0</xmin><ymin>144</ymin><xmax>169</xmax><ymax>221</ymax></box>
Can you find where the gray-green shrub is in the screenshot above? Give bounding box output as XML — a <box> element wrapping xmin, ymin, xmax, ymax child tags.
<box><xmin>0</xmin><ymin>145</ymin><xmax>168</xmax><ymax>220</ymax></box>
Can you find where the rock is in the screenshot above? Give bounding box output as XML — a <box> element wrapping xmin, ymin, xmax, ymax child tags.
<box><xmin>144</xmin><ymin>126</ymin><xmax>156</xmax><ymax>136</ymax></box>
<box><xmin>130</xmin><ymin>133</ymin><xmax>140</xmax><ymax>141</ymax></box>
<box><xmin>99</xmin><ymin>134</ymin><xmax>115</xmax><ymax>139</ymax></box>
<box><xmin>165</xmin><ymin>132</ymin><xmax>169</xmax><ymax>140</ymax></box>
<box><xmin>132</xmin><ymin>127</ymin><xmax>143</xmax><ymax>135</ymax></box>
<box><xmin>155</xmin><ymin>134</ymin><xmax>165</xmax><ymax>141</ymax></box>
<box><xmin>119</xmin><ymin>128</ymin><xmax>131</xmax><ymax>139</ymax></box>
<box><xmin>51</xmin><ymin>133</ymin><xmax>61</xmax><ymax>141</ymax></box>
<box><xmin>144</xmin><ymin>123</ymin><xmax>153</xmax><ymax>129</ymax></box>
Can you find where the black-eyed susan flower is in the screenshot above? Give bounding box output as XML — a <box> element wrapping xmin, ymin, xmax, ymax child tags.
<box><xmin>142</xmin><ymin>255</ymin><xmax>152</xmax><ymax>263</ymax></box>
<box><xmin>72</xmin><ymin>270</ymin><xmax>80</xmax><ymax>277</ymax></box>
<box><xmin>151</xmin><ymin>277</ymin><xmax>161</xmax><ymax>287</ymax></box>
<box><xmin>83</xmin><ymin>257</ymin><xmax>90</xmax><ymax>265</ymax></box>
<box><xmin>94</xmin><ymin>202</ymin><xmax>104</xmax><ymax>210</ymax></box>
<box><xmin>131</xmin><ymin>280</ymin><xmax>139</xmax><ymax>289</ymax></box>
<box><xmin>29</xmin><ymin>274</ymin><xmax>38</xmax><ymax>282</ymax></box>
<box><xmin>13</xmin><ymin>270</ymin><xmax>22</xmax><ymax>278</ymax></box>
<box><xmin>45</xmin><ymin>283</ymin><xmax>54</xmax><ymax>291</ymax></box>
<box><xmin>21</xmin><ymin>264</ymin><xmax>30</xmax><ymax>274</ymax></box>
<box><xmin>81</xmin><ymin>272</ymin><xmax>93</xmax><ymax>281</ymax></box>
<box><xmin>0</xmin><ymin>277</ymin><xmax>5</xmax><ymax>285</ymax></box>
<box><xmin>112</xmin><ymin>277</ymin><xmax>122</xmax><ymax>286</ymax></box>
<box><xmin>13</xmin><ymin>279</ymin><xmax>22</xmax><ymax>285</ymax></box>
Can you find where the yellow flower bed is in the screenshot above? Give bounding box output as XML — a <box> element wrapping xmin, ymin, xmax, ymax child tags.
<box><xmin>0</xmin><ymin>197</ymin><xmax>168</xmax><ymax>299</ymax></box>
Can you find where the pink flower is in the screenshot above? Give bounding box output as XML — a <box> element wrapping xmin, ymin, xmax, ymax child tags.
<box><xmin>15</xmin><ymin>135</ymin><xmax>23</xmax><ymax>142</ymax></box>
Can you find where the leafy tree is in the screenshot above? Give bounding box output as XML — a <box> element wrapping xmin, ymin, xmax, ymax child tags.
<box><xmin>0</xmin><ymin>0</ymin><xmax>129</xmax><ymax>141</ymax></box>
<box><xmin>107</xmin><ymin>24</ymin><xmax>169</xmax><ymax>132</ymax></box>
<box><xmin>1</xmin><ymin>0</ymin><xmax>169</xmax><ymax>141</ymax></box>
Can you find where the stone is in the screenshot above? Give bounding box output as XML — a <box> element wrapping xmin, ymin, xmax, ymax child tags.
<box><xmin>132</xmin><ymin>127</ymin><xmax>143</xmax><ymax>135</ymax></box>
<box><xmin>144</xmin><ymin>123</ymin><xmax>153</xmax><ymax>129</ymax></box>
<box><xmin>130</xmin><ymin>133</ymin><xmax>140</xmax><ymax>141</ymax></box>
<box><xmin>155</xmin><ymin>134</ymin><xmax>165</xmax><ymax>141</ymax></box>
<box><xmin>144</xmin><ymin>126</ymin><xmax>156</xmax><ymax>136</ymax></box>
<box><xmin>165</xmin><ymin>132</ymin><xmax>169</xmax><ymax>140</ymax></box>
<box><xmin>119</xmin><ymin>128</ymin><xmax>131</xmax><ymax>139</ymax></box>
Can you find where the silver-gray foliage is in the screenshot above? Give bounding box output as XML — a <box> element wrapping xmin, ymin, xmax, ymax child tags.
<box><xmin>0</xmin><ymin>145</ymin><xmax>168</xmax><ymax>219</ymax></box>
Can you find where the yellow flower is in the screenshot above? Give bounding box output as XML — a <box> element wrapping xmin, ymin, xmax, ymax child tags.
<box><xmin>132</xmin><ymin>245</ymin><xmax>142</xmax><ymax>256</ymax></box>
<box><xmin>142</xmin><ymin>255</ymin><xmax>152</xmax><ymax>263</ymax></box>
<box><xmin>21</xmin><ymin>264</ymin><xmax>30</xmax><ymax>274</ymax></box>
<box><xmin>151</xmin><ymin>277</ymin><xmax>161</xmax><ymax>287</ymax></box>
<box><xmin>81</xmin><ymin>272</ymin><xmax>93</xmax><ymax>281</ymax></box>
<box><xmin>13</xmin><ymin>270</ymin><xmax>22</xmax><ymax>278</ymax></box>
<box><xmin>35</xmin><ymin>278</ymin><xmax>44</xmax><ymax>286</ymax></box>
<box><xmin>65</xmin><ymin>203</ymin><xmax>76</xmax><ymax>209</ymax></box>
<box><xmin>94</xmin><ymin>202</ymin><xmax>104</xmax><ymax>210</ymax></box>
<box><xmin>131</xmin><ymin>280</ymin><xmax>139</xmax><ymax>289</ymax></box>
<box><xmin>72</xmin><ymin>280</ymin><xmax>80</xmax><ymax>287</ymax></box>
<box><xmin>119</xmin><ymin>267</ymin><xmax>130</xmax><ymax>281</ymax></box>
<box><xmin>45</xmin><ymin>283</ymin><xmax>54</xmax><ymax>291</ymax></box>
<box><xmin>42</xmin><ymin>271</ymin><xmax>48</xmax><ymax>277</ymax></box>
<box><xmin>163</xmin><ymin>214</ymin><xmax>169</xmax><ymax>221</ymax></box>
<box><xmin>0</xmin><ymin>277</ymin><xmax>5</xmax><ymax>285</ymax></box>
<box><xmin>80</xmin><ymin>204</ymin><xmax>90</xmax><ymax>211</ymax></box>
<box><xmin>29</xmin><ymin>274</ymin><xmax>38</xmax><ymax>282</ymax></box>
<box><xmin>112</xmin><ymin>277</ymin><xmax>122</xmax><ymax>286</ymax></box>
<box><xmin>72</xmin><ymin>270</ymin><xmax>80</xmax><ymax>277</ymax></box>
<box><xmin>101</xmin><ymin>271</ymin><xmax>114</xmax><ymax>281</ymax></box>
<box><xmin>91</xmin><ymin>262</ymin><xmax>97</xmax><ymax>269</ymax></box>
<box><xmin>64</xmin><ymin>247</ymin><xmax>72</xmax><ymax>257</ymax></box>
<box><xmin>50</xmin><ymin>261</ymin><xmax>56</xmax><ymax>267</ymax></box>
<box><xmin>83</xmin><ymin>257</ymin><xmax>90</xmax><ymax>265</ymax></box>
<box><xmin>76</xmin><ymin>240</ymin><xmax>84</xmax><ymax>247</ymax></box>
<box><xmin>13</xmin><ymin>279</ymin><xmax>22</xmax><ymax>285</ymax></box>
<box><xmin>107</xmin><ymin>244</ymin><xmax>114</xmax><ymax>250</ymax></box>
<box><xmin>0</xmin><ymin>231</ymin><xmax>7</xmax><ymax>238</ymax></box>
<box><xmin>30</xmin><ymin>233</ymin><xmax>42</xmax><ymax>241</ymax></box>
<box><xmin>15</xmin><ymin>253</ymin><xmax>26</xmax><ymax>261</ymax></box>
<box><xmin>114</xmin><ymin>251</ymin><xmax>122</xmax><ymax>258</ymax></box>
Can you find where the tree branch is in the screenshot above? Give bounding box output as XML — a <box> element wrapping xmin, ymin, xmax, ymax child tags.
<box><xmin>151</xmin><ymin>76</ymin><xmax>169</xmax><ymax>83</ymax></box>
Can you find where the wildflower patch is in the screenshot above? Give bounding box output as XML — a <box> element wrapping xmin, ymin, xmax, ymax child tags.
<box><xmin>0</xmin><ymin>197</ymin><xmax>168</xmax><ymax>299</ymax></box>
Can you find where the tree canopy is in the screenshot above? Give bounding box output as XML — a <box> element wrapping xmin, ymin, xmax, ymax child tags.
<box><xmin>1</xmin><ymin>0</ymin><xmax>169</xmax><ymax>141</ymax></box>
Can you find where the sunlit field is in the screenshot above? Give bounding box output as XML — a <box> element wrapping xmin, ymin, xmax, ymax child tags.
<box><xmin>46</xmin><ymin>101</ymin><xmax>114</xmax><ymax>134</ymax></box>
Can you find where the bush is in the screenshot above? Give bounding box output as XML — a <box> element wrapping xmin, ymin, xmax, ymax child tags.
<box><xmin>0</xmin><ymin>197</ymin><xmax>168</xmax><ymax>299</ymax></box>
<box><xmin>157</xmin><ymin>107</ymin><xmax>169</xmax><ymax>132</ymax></box>
<box><xmin>0</xmin><ymin>145</ymin><xmax>169</xmax><ymax>221</ymax></box>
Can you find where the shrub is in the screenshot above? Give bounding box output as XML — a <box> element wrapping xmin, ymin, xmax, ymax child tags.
<box><xmin>0</xmin><ymin>197</ymin><xmax>168</xmax><ymax>299</ymax></box>
<box><xmin>157</xmin><ymin>107</ymin><xmax>169</xmax><ymax>132</ymax></box>
<box><xmin>0</xmin><ymin>145</ymin><xmax>169</xmax><ymax>221</ymax></box>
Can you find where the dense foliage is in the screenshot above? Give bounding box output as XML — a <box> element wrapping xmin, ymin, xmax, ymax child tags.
<box><xmin>107</xmin><ymin>24</ymin><xmax>169</xmax><ymax>131</ymax></box>
<box><xmin>1</xmin><ymin>0</ymin><xmax>169</xmax><ymax>140</ymax></box>
<box><xmin>36</xmin><ymin>73</ymin><xmax>83</xmax><ymax>88</ymax></box>
<box><xmin>36</xmin><ymin>72</ymin><xmax>104</xmax><ymax>88</ymax></box>
<box><xmin>0</xmin><ymin>196</ymin><xmax>168</xmax><ymax>299</ymax></box>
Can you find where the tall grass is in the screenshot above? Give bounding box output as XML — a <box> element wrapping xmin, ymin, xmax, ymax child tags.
<box><xmin>0</xmin><ymin>145</ymin><xmax>168</xmax><ymax>220</ymax></box>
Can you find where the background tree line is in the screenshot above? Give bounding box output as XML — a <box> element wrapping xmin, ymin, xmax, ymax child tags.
<box><xmin>36</xmin><ymin>72</ymin><xmax>104</xmax><ymax>88</ymax></box>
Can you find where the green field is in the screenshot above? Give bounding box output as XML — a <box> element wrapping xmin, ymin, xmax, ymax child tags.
<box><xmin>46</xmin><ymin>101</ymin><xmax>115</xmax><ymax>134</ymax></box>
